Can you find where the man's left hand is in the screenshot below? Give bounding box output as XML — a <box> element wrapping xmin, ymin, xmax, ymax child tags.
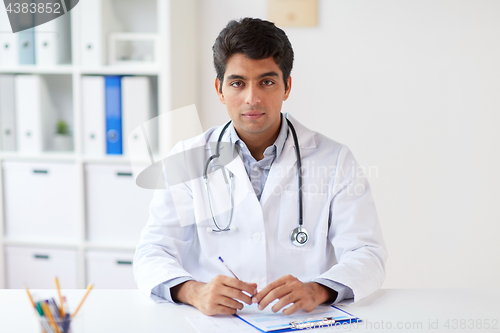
<box><xmin>251</xmin><ymin>275</ymin><xmax>335</xmax><ymax>315</ymax></box>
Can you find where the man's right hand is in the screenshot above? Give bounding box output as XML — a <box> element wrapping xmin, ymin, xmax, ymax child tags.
<box><xmin>171</xmin><ymin>275</ymin><xmax>258</xmax><ymax>316</ymax></box>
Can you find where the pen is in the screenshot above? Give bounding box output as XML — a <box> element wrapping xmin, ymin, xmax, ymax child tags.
<box><xmin>62</xmin><ymin>296</ymin><xmax>70</xmax><ymax>317</ymax></box>
<box><xmin>36</xmin><ymin>301</ymin><xmax>44</xmax><ymax>316</ymax></box>
<box><xmin>72</xmin><ymin>283</ymin><xmax>93</xmax><ymax>318</ymax></box>
<box><xmin>41</xmin><ymin>301</ymin><xmax>62</xmax><ymax>333</ymax></box>
<box><xmin>218</xmin><ymin>256</ymin><xmax>241</xmax><ymax>280</ymax></box>
<box><xmin>219</xmin><ymin>257</ymin><xmax>256</xmax><ymax>298</ymax></box>
<box><xmin>49</xmin><ymin>298</ymin><xmax>61</xmax><ymax>320</ymax></box>
<box><xmin>62</xmin><ymin>313</ymin><xmax>71</xmax><ymax>333</ymax></box>
<box><xmin>55</xmin><ymin>277</ymin><xmax>65</xmax><ymax>317</ymax></box>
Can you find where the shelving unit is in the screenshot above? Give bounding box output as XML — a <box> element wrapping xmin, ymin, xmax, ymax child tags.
<box><xmin>0</xmin><ymin>0</ymin><xmax>197</xmax><ymax>289</ymax></box>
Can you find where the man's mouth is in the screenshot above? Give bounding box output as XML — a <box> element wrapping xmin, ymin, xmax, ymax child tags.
<box><xmin>242</xmin><ymin>112</ymin><xmax>264</xmax><ymax>120</ymax></box>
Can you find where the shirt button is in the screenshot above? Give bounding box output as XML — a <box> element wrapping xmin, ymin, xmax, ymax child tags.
<box><xmin>253</xmin><ymin>232</ymin><xmax>262</xmax><ymax>242</ymax></box>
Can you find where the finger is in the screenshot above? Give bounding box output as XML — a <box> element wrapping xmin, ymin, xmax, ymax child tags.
<box><xmin>258</xmin><ymin>284</ymin><xmax>291</xmax><ymax>311</ymax></box>
<box><xmin>218</xmin><ymin>276</ymin><xmax>258</xmax><ymax>296</ymax></box>
<box><xmin>271</xmin><ymin>292</ymin><xmax>297</xmax><ymax>313</ymax></box>
<box><xmin>217</xmin><ymin>294</ymin><xmax>246</xmax><ymax>311</ymax></box>
<box><xmin>253</xmin><ymin>276</ymin><xmax>288</xmax><ymax>304</ymax></box>
<box><xmin>243</xmin><ymin>283</ymin><xmax>258</xmax><ymax>297</ymax></box>
<box><xmin>216</xmin><ymin>305</ymin><xmax>238</xmax><ymax>315</ymax></box>
<box><xmin>204</xmin><ymin>304</ymin><xmax>238</xmax><ymax>316</ymax></box>
<box><xmin>247</xmin><ymin>283</ymin><xmax>258</xmax><ymax>294</ymax></box>
<box><xmin>220</xmin><ymin>285</ymin><xmax>253</xmax><ymax>305</ymax></box>
<box><xmin>282</xmin><ymin>301</ymin><xmax>303</xmax><ymax>316</ymax></box>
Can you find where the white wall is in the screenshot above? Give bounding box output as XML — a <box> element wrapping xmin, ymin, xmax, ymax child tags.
<box><xmin>196</xmin><ymin>0</ymin><xmax>500</xmax><ymax>288</ymax></box>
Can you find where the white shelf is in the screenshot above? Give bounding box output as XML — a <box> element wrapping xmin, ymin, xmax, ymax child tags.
<box><xmin>0</xmin><ymin>0</ymin><xmax>198</xmax><ymax>289</ymax></box>
<box><xmin>79</xmin><ymin>67</ymin><xmax>161</xmax><ymax>76</ymax></box>
<box><xmin>3</xmin><ymin>237</ymin><xmax>80</xmax><ymax>250</ymax></box>
<box><xmin>0</xmin><ymin>152</ymin><xmax>77</xmax><ymax>162</ymax></box>
<box><xmin>0</xmin><ymin>153</ymin><xmax>158</xmax><ymax>164</ymax></box>
<box><xmin>0</xmin><ymin>66</ymin><xmax>161</xmax><ymax>75</ymax></box>
<box><xmin>81</xmin><ymin>154</ymin><xmax>158</xmax><ymax>164</ymax></box>
<box><xmin>3</xmin><ymin>239</ymin><xmax>137</xmax><ymax>252</ymax></box>
<box><xmin>0</xmin><ymin>66</ymin><xmax>74</xmax><ymax>74</ymax></box>
<box><xmin>84</xmin><ymin>242</ymin><xmax>137</xmax><ymax>251</ymax></box>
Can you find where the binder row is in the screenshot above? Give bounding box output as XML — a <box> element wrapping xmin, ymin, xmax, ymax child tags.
<box><xmin>0</xmin><ymin>8</ymin><xmax>71</xmax><ymax>66</ymax></box>
<box><xmin>0</xmin><ymin>74</ymin><xmax>60</xmax><ymax>152</ymax></box>
<box><xmin>0</xmin><ymin>0</ymin><xmax>126</xmax><ymax>67</ymax></box>
<box><xmin>82</xmin><ymin>75</ymin><xmax>157</xmax><ymax>156</ymax></box>
<box><xmin>0</xmin><ymin>74</ymin><xmax>157</xmax><ymax>155</ymax></box>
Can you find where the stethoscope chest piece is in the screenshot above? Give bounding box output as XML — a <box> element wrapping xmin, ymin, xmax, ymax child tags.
<box><xmin>290</xmin><ymin>226</ymin><xmax>309</xmax><ymax>247</ymax></box>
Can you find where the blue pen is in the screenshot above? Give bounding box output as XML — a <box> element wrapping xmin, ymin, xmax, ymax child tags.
<box><xmin>219</xmin><ymin>256</ymin><xmax>256</xmax><ymax>298</ymax></box>
<box><xmin>218</xmin><ymin>256</ymin><xmax>241</xmax><ymax>280</ymax></box>
<box><xmin>62</xmin><ymin>313</ymin><xmax>71</xmax><ymax>333</ymax></box>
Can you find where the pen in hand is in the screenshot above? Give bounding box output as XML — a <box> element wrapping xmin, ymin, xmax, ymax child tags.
<box><xmin>218</xmin><ymin>256</ymin><xmax>241</xmax><ymax>280</ymax></box>
<box><xmin>219</xmin><ymin>256</ymin><xmax>255</xmax><ymax>298</ymax></box>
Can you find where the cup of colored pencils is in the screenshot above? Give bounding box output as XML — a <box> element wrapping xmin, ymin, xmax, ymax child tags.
<box><xmin>25</xmin><ymin>277</ymin><xmax>93</xmax><ymax>333</ymax></box>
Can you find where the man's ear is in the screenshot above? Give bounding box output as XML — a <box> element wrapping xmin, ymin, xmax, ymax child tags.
<box><xmin>215</xmin><ymin>78</ymin><xmax>225</xmax><ymax>104</ymax></box>
<box><xmin>283</xmin><ymin>76</ymin><xmax>292</xmax><ymax>101</ymax></box>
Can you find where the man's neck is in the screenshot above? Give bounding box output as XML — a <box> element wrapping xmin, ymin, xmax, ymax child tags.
<box><xmin>235</xmin><ymin>118</ymin><xmax>282</xmax><ymax>161</ymax></box>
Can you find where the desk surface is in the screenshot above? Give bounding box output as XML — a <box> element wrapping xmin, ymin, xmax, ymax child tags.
<box><xmin>0</xmin><ymin>289</ymin><xmax>498</xmax><ymax>332</ymax></box>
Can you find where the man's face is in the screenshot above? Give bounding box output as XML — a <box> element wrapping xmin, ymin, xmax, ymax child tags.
<box><xmin>215</xmin><ymin>54</ymin><xmax>291</xmax><ymax>139</ymax></box>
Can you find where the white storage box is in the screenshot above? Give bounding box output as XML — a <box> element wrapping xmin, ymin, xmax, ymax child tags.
<box><xmin>85</xmin><ymin>164</ymin><xmax>154</xmax><ymax>244</ymax></box>
<box><xmin>5</xmin><ymin>246</ymin><xmax>77</xmax><ymax>289</ymax></box>
<box><xmin>86</xmin><ymin>250</ymin><xmax>136</xmax><ymax>289</ymax></box>
<box><xmin>3</xmin><ymin>161</ymin><xmax>80</xmax><ymax>242</ymax></box>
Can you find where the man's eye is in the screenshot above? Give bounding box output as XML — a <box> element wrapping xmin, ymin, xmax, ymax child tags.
<box><xmin>230</xmin><ymin>81</ymin><xmax>243</xmax><ymax>87</ymax></box>
<box><xmin>262</xmin><ymin>80</ymin><xmax>275</xmax><ymax>86</ymax></box>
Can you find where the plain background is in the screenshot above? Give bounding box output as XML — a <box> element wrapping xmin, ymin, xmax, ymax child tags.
<box><xmin>192</xmin><ymin>0</ymin><xmax>500</xmax><ymax>289</ymax></box>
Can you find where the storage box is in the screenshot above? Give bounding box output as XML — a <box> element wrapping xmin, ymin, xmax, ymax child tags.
<box><xmin>5</xmin><ymin>246</ymin><xmax>77</xmax><ymax>289</ymax></box>
<box><xmin>85</xmin><ymin>164</ymin><xmax>154</xmax><ymax>244</ymax></box>
<box><xmin>3</xmin><ymin>161</ymin><xmax>80</xmax><ymax>242</ymax></box>
<box><xmin>86</xmin><ymin>250</ymin><xmax>136</xmax><ymax>289</ymax></box>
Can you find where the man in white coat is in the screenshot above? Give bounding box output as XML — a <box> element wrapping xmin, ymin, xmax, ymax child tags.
<box><xmin>134</xmin><ymin>17</ymin><xmax>387</xmax><ymax>316</ymax></box>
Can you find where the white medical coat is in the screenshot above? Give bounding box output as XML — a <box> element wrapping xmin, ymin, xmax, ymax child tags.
<box><xmin>134</xmin><ymin>114</ymin><xmax>387</xmax><ymax>303</ymax></box>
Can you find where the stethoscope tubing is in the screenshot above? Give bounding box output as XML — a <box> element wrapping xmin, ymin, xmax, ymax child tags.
<box><xmin>285</xmin><ymin>117</ymin><xmax>303</xmax><ymax>227</ymax></box>
<box><xmin>203</xmin><ymin>116</ymin><xmax>306</xmax><ymax>245</ymax></box>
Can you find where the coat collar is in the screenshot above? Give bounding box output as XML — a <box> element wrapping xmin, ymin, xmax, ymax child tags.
<box><xmin>205</xmin><ymin>113</ymin><xmax>317</xmax><ymax>202</ymax></box>
<box><xmin>207</xmin><ymin>113</ymin><xmax>316</xmax><ymax>149</ymax></box>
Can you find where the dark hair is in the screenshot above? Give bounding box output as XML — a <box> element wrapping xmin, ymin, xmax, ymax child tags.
<box><xmin>213</xmin><ymin>18</ymin><xmax>294</xmax><ymax>90</ymax></box>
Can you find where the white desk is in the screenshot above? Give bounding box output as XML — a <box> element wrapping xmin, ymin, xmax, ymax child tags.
<box><xmin>0</xmin><ymin>289</ymin><xmax>498</xmax><ymax>332</ymax></box>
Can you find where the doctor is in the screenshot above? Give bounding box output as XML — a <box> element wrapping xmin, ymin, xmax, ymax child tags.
<box><xmin>134</xmin><ymin>17</ymin><xmax>387</xmax><ymax>316</ymax></box>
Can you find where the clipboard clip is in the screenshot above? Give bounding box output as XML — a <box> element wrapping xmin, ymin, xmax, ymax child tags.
<box><xmin>290</xmin><ymin>317</ymin><xmax>336</xmax><ymax>329</ymax></box>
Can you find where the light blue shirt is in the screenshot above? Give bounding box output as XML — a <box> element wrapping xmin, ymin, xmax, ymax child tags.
<box><xmin>151</xmin><ymin>114</ymin><xmax>354</xmax><ymax>304</ymax></box>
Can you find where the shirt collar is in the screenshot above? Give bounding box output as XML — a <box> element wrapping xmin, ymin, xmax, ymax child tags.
<box><xmin>229</xmin><ymin>113</ymin><xmax>289</xmax><ymax>161</ymax></box>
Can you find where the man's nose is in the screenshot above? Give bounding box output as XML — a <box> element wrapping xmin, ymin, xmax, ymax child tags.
<box><xmin>245</xmin><ymin>85</ymin><xmax>261</xmax><ymax>105</ymax></box>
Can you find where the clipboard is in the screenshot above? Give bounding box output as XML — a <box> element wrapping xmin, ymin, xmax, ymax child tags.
<box><xmin>234</xmin><ymin>304</ymin><xmax>361</xmax><ymax>332</ymax></box>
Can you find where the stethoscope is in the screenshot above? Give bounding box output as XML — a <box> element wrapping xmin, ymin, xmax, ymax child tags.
<box><xmin>203</xmin><ymin>116</ymin><xmax>309</xmax><ymax>247</ymax></box>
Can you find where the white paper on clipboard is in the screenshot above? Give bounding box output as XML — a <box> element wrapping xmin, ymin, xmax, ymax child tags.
<box><xmin>236</xmin><ymin>303</ymin><xmax>358</xmax><ymax>332</ymax></box>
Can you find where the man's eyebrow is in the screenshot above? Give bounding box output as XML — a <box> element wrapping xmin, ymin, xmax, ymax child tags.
<box><xmin>226</xmin><ymin>74</ymin><xmax>245</xmax><ymax>80</ymax></box>
<box><xmin>225</xmin><ymin>72</ymin><xmax>280</xmax><ymax>81</ymax></box>
<box><xmin>258</xmin><ymin>71</ymin><xmax>279</xmax><ymax>78</ymax></box>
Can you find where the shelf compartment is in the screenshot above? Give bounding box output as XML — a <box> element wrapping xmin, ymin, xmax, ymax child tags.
<box><xmin>86</xmin><ymin>249</ymin><xmax>136</xmax><ymax>289</ymax></box>
<box><xmin>85</xmin><ymin>163</ymin><xmax>154</xmax><ymax>244</ymax></box>
<box><xmin>3</xmin><ymin>161</ymin><xmax>81</xmax><ymax>242</ymax></box>
<box><xmin>5</xmin><ymin>245</ymin><xmax>78</xmax><ymax>289</ymax></box>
